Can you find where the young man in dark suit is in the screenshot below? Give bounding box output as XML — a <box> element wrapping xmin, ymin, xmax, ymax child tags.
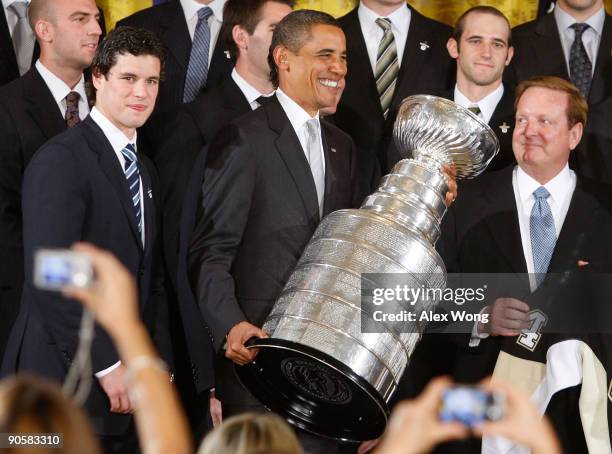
<box><xmin>117</xmin><ymin>0</ymin><xmax>233</xmax><ymax>115</ymax></box>
<box><xmin>2</xmin><ymin>26</ymin><xmax>170</xmax><ymax>452</ymax></box>
<box><xmin>507</xmin><ymin>0</ymin><xmax>612</xmax><ymax>182</ymax></box>
<box><xmin>443</xmin><ymin>6</ymin><xmax>516</xmax><ymax>172</ymax></box>
<box><xmin>333</xmin><ymin>0</ymin><xmax>455</xmax><ymax>176</ymax></box>
<box><xmin>0</xmin><ymin>0</ymin><xmax>101</xmax><ymax>364</ymax></box>
<box><xmin>188</xmin><ymin>9</ymin><xmax>361</xmax><ymax>453</ymax></box>
<box><xmin>151</xmin><ymin>0</ymin><xmax>292</xmax><ymax>437</ymax></box>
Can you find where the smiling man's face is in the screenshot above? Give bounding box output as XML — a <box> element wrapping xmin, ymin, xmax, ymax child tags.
<box><xmin>278</xmin><ymin>24</ymin><xmax>347</xmax><ymax>116</ymax></box>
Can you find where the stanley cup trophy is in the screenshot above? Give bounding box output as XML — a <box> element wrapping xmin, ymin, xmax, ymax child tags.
<box><xmin>235</xmin><ymin>95</ymin><xmax>500</xmax><ymax>441</ymax></box>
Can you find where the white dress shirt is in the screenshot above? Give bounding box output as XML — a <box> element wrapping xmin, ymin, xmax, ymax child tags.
<box><xmin>357</xmin><ymin>2</ymin><xmax>410</xmax><ymax>72</ymax></box>
<box><xmin>35</xmin><ymin>60</ymin><xmax>89</xmax><ymax>121</ymax></box>
<box><xmin>275</xmin><ymin>88</ymin><xmax>326</xmax><ymax>176</ymax></box>
<box><xmin>180</xmin><ymin>0</ymin><xmax>225</xmax><ymax>66</ymax></box>
<box><xmin>2</xmin><ymin>0</ymin><xmax>30</xmax><ymax>38</ymax></box>
<box><xmin>554</xmin><ymin>4</ymin><xmax>605</xmax><ymax>77</ymax></box>
<box><xmin>453</xmin><ymin>83</ymin><xmax>504</xmax><ymax>124</ymax></box>
<box><xmin>89</xmin><ymin>107</ymin><xmax>146</xmax><ymax>377</ymax></box>
<box><xmin>231</xmin><ymin>68</ymin><xmax>274</xmax><ymax>110</ymax></box>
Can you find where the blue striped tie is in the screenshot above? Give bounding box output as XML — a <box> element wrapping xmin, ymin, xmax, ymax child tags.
<box><xmin>183</xmin><ymin>7</ymin><xmax>213</xmax><ymax>102</ymax></box>
<box><xmin>530</xmin><ymin>187</ymin><xmax>556</xmax><ymax>285</ymax></box>
<box><xmin>121</xmin><ymin>144</ymin><xmax>142</xmax><ymax>233</ymax></box>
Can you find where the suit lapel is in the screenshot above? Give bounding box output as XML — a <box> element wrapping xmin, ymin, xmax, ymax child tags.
<box><xmin>160</xmin><ymin>1</ymin><xmax>191</xmax><ymax>72</ymax></box>
<box><xmin>266</xmin><ymin>99</ymin><xmax>320</xmax><ymax>223</ymax></box>
<box><xmin>391</xmin><ymin>8</ymin><xmax>433</xmax><ymax>112</ymax></box>
<box><xmin>548</xmin><ymin>178</ymin><xmax>599</xmax><ymax>271</ymax></box>
<box><xmin>482</xmin><ymin>168</ymin><xmax>528</xmax><ymax>273</ymax></box>
<box><xmin>24</xmin><ymin>69</ymin><xmax>67</xmax><ymax>142</ymax></box>
<box><xmin>83</xmin><ymin>118</ymin><xmax>144</xmax><ymax>251</ymax></box>
<box><xmin>589</xmin><ymin>13</ymin><xmax>612</xmax><ymax>104</ymax></box>
<box><xmin>535</xmin><ymin>14</ymin><xmax>569</xmax><ymax>79</ymax></box>
<box><xmin>321</xmin><ymin>121</ymin><xmax>341</xmax><ymax>217</ymax></box>
<box><xmin>140</xmin><ymin>161</ymin><xmax>154</xmax><ymax>256</ymax></box>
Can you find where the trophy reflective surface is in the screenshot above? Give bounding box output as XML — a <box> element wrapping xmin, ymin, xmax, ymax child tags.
<box><xmin>235</xmin><ymin>95</ymin><xmax>500</xmax><ymax>441</ymax></box>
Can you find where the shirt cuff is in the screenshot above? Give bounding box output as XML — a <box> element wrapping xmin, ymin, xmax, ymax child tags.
<box><xmin>468</xmin><ymin>307</ymin><xmax>491</xmax><ymax>347</ymax></box>
<box><xmin>95</xmin><ymin>360</ymin><xmax>122</xmax><ymax>378</ymax></box>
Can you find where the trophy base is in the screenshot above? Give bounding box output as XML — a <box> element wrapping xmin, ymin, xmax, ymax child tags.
<box><xmin>235</xmin><ymin>338</ymin><xmax>389</xmax><ymax>442</ymax></box>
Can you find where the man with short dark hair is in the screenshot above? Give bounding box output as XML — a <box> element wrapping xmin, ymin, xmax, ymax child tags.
<box><xmin>444</xmin><ymin>6</ymin><xmax>516</xmax><ymax>171</ymax></box>
<box><xmin>0</xmin><ymin>0</ymin><xmax>101</xmax><ymax>363</ymax></box>
<box><xmin>188</xmin><ymin>9</ymin><xmax>361</xmax><ymax>452</ymax></box>
<box><xmin>2</xmin><ymin>26</ymin><xmax>170</xmax><ymax>452</ymax></box>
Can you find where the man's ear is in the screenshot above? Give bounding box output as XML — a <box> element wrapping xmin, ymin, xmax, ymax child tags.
<box><xmin>232</xmin><ymin>25</ymin><xmax>249</xmax><ymax>52</ymax></box>
<box><xmin>273</xmin><ymin>45</ymin><xmax>290</xmax><ymax>71</ymax></box>
<box><xmin>91</xmin><ymin>68</ymin><xmax>103</xmax><ymax>91</ymax></box>
<box><xmin>447</xmin><ymin>37</ymin><xmax>459</xmax><ymax>59</ymax></box>
<box><xmin>34</xmin><ymin>19</ymin><xmax>52</xmax><ymax>44</ymax></box>
<box><xmin>568</xmin><ymin>121</ymin><xmax>584</xmax><ymax>151</ymax></box>
<box><xmin>505</xmin><ymin>46</ymin><xmax>515</xmax><ymax>66</ymax></box>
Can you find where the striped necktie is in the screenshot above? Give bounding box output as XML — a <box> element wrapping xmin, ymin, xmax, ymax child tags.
<box><xmin>375</xmin><ymin>18</ymin><xmax>399</xmax><ymax>119</ymax></box>
<box><xmin>183</xmin><ymin>7</ymin><xmax>213</xmax><ymax>102</ymax></box>
<box><xmin>121</xmin><ymin>144</ymin><xmax>142</xmax><ymax>233</ymax></box>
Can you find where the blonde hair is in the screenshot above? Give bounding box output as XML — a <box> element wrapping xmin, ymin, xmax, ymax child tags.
<box><xmin>199</xmin><ymin>412</ymin><xmax>302</xmax><ymax>454</ymax></box>
<box><xmin>0</xmin><ymin>375</ymin><xmax>101</xmax><ymax>454</ymax></box>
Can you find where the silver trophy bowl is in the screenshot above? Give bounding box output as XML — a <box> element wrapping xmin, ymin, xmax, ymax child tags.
<box><xmin>236</xmin><ymin>95</ymin><xmax>500</xmax><ymax>441</ymax></box>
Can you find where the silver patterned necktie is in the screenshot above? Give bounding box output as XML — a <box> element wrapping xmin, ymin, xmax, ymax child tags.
<box><xmin>183</xmin><ymin>7</ymin><xmax>213</xmax><ymax>102</ymax></box>
<box><xmin>305</xmin><ymin>119</ymin><xmax>325</xmax><ymax>217</ymax></box>
<box><xmin>530</xmin><ymin>186</ymin><xmax>556</xmax><ymax>286</ymax></box>
<box><xmin>374</xmin><ymin>18</ymin><xmax>399</xmax><ymax>119</ymax></box>
<box><xmin>9</xmin><ymin>1</ymin><xmax>35</xmax><ymax>76</ymax></box>
<box><xmin>121</xmin><ymin>144</ymin><xmax>142</xmax><ymax>233</ymax></box>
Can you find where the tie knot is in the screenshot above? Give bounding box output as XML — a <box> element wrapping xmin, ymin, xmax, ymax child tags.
<box><xmin>375</xmin><ymin>18</ymin><xmax>392</xmax><ymax>32</ymax></box>
<box><xmin>66</xmin><ymin>91</ymin><xmax>80</xmax><ymax>105</ymax></box>
<box><xmin>533</xmin><ymin>186</ymin><xmax>550</xmax><ymax>200</ymax></box>
<box><xmin>305</xmin><ymin>118</ymin><xmax>319</xmax><ymax>134</ymax></box>
<box><xmin>467</xmin><ymin>105</ymin><xmax>481</xmax><ymax>116</ymax></box>
<box><xmin>122</xmin><ymin>144</ymin><xmax>138</xmax><ymax>163</ymax></box>
<box><xmin>197</xmin><ymin>6</ymin><xmax>213</xmax><ymax>21</ymax></box>
<box><xmin>571</xmin><ymin>22</ymin><xmax>590</xmax><ymax>36</ymax></box>
<box><xmin>256</xmin><ymin>95</ymin><xmax>274</xmax><ymax>107</ymax></box>
<box><xmin>9</xmin><ymin>1</ymin><xmax>28</xmax><ymax>19</ymax></box>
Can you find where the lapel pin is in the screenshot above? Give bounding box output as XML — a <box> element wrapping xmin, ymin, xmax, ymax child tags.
<box><xmin>147</xmin><ymin>188</ymin><xmax>153</xmax><ymax>199</ymax></box>
<box><xmin>224</xmin><ymin>50</ymin><xmax>231</xmax><ymax>59</ymax></box>
<box><xmin>331</xmin><ymin>147</ymin><xmax>337</xmax><ymax>153</ymax></box>
<box><xmin>577</xmin><ymin>260</ymin><xmax>589</xmax><ymax>267</ymax></box>
<box><xmin>499</xmin><ymin>122</ymin><xmax>510</xmax><ymax>134</ymax></box>
<box><xmin>419</xmin><ymin>41</ymin><xmax>430</xmax><ymax>51</ymax></box>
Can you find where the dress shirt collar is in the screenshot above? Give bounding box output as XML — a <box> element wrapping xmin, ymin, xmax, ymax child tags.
<box><xmin>231</xmin><ymin>68</ymin><xmax>273</xmax><ymax>106</ymax></box>
<box><xmin>35</xmin><ymin>60</ymin><xmax>87</xmax><ymax>107</ymax></box>
<box><xmin>276</xmin><ymin>88</ymin><xmax>319</xmax><ymax>132</ymax></box>
<box><xmin>3</xmin><ymin>0</ymin><xmax>29</xmax><ymax>9</ymax></box>
<box><xmin>358</xmin><ymin>1</ymin><xmax>410</xmax><ymax>38</ymax></box>
<box><xmin>554</xmin><ymin>3</ymin><xmax>605</xmax><ymax>36</ymax></box>
<box><xmin>453</xmin><ymin>83</ymin><xmax>504</xmax><ymax>124</ymax></box>
<box><xmin>516</xmin><ymin>163</ymin><xmax>573</xmax><ymax>208</ymax></box>
<box><xmin>180</xmin><ymin>0</ymin><xmax>223</xmax><ymax>24</ymax></box>
<box><xmin>90</xmin><ymin>106</ymin><xmax>138</xmax><ymax>153</ymax></box>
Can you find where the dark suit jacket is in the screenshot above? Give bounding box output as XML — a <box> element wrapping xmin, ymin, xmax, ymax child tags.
<box><xmin>117</xmin><ymin>0</ymin><xmax>233</xmax><ymax>116</ymax></box>
<box><xmin>333</xmin><ymin>6</ymin><xmax>455</xmax><ymax>174</ymax></box>
<box><xmin>0</xmin><ymin>68</ymin><xmax>67</xmax><ymax>362</ymax></box>
<box><xmin>507</xmin><ymin>11</ymin><xmax>612</xmax><ymax>106</ymax></box>
<box><xmin>188</xmin><ymin>96</ymin><xmax>363</xmax><ymax>402</ymax></box>
<box><xmin>2</xmin><ymin>117</ymin><xmax>169</xmax><ymax>436</ymax></box>
<box><xmin>440</xmin><ymin>84</ymin><xmax>516</xmax><ymax>172</ymax></box>
<box><xmin>154</xmin><ymin>75</ymin><xmax>252</xmax><ymax>393</ymax></box>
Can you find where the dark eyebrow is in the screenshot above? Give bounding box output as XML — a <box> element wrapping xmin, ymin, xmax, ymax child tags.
<box><xmin>316</xmin><ymin>48</ymin><xmax>336</xmax><ymax>54</ymax></box>
<box><xmin>69</xmin><ymin>11</ymin><xmax>99</xmax><ymax>20</ymax></box>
